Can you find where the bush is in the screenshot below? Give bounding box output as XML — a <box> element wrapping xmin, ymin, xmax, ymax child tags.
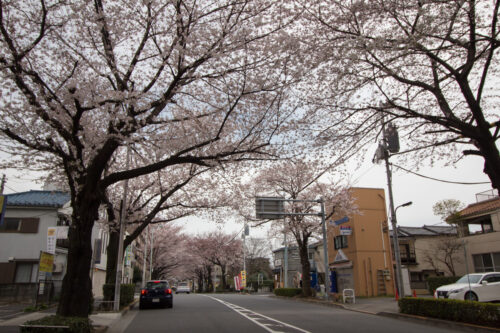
<box><xmin>399</xmin><ymin>297</ymin><xmax>500</xmax><ymax>328</ymax></box>
<box><xmin>426</xmin><ymin>276</ymin><xmax>459</xmax><ymax>294</ymax></box>
<box><xmin>21</xmin><ymin>315</ymin><xmax>92</xmax><ymax>333</ymax></box>
<box><xmin>274</xmin><ymin>288</ymin><xmax>302</xmax><ymax>297</ymax></box>
<box><xmin>102</xmin><ymin>283</ymin><xmax>135</xmax><ymax>307</ymax></box>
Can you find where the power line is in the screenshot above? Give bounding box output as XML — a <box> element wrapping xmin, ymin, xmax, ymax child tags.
<box><xmin>391</xmin><ymin>163</ymin><xmax>490</xmax><ymax>185</ymax></box>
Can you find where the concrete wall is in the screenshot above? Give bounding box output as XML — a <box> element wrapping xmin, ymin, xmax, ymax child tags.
<box><xmin>412</xmin><ymin>236</ymin><xmax>466</xmax><ymax>276</ymax></box>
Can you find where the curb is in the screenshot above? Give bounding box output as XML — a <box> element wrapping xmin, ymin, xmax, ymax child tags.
<box><xmin>378</xmin><ymin>312</ymin><xmax>500</xmax><ymax>333</ymax></box>
<box><xmin>273</xmin><ymin>295</ymin><xmax>499</xmax><ymax>332</ymax></box>
<box><xmin>92</xmin><ymin>298</ymin><xmax>139</xmax><ymax>333</ymax></box>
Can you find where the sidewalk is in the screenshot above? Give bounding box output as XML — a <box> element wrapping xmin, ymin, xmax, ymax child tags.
<box><xmin>0</xmin><ymin>299</ymin><xmax>138</xmax><ymax>332</ymax></box>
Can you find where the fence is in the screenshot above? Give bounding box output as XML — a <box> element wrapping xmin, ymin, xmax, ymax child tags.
<box><xmin>0</xmin><ymin>281</ymin><xmax>57</xmax><ymax>305</ymax></box>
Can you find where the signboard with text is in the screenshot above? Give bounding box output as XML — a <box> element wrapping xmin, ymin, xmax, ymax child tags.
<box><xmin>47</xmin><ymin>227</ymin><xmax>56</xmax><ymax>254</ymax></box>
<box><xmin>240</xmin><ymin>270</ymin><xmax>247</xmax><ymax>288</ymax></box>
<box><xmin>39</xmin><ymin>251</ymin><xmax>54</xmax><ymax>273</ymax></box>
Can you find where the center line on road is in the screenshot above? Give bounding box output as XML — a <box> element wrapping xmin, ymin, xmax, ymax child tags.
<box><xmin>206</xmin><ymin>296</ymin><xmax>311</xmax><ymax>333</ymax></box>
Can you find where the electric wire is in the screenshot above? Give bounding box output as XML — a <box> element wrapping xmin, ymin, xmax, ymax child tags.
<box><xmin>391</xmin><ymin>163</ymin><xmax>490</xmax><ymax>185</ymax></box>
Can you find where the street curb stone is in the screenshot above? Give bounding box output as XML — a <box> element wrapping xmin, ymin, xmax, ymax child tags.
<box><xmin>92</xmin><ymin>298</ymin><xmax>139</xmax><ymax>332</ymax></box>
<box><xmin>273</xmin><ymin>295</ymin><xmax>499</xmax><ymax>332</ymax></box>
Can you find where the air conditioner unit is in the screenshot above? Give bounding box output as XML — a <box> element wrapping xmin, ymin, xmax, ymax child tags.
<box><xmin>53</xmin><ymin>263</ymin><xmax>64</xmax><ymax>273</ymax></box>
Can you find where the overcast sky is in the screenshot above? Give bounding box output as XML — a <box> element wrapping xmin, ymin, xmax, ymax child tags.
<box><xmin>1</xmin><ymin>149</ymin><xmax>493</xmax><ymax>242</ymax></box>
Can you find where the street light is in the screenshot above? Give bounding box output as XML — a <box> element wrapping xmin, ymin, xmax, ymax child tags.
<box><xmin>391</xmin><ymin>201</ymin><xmax>413</xmax><ymax>298</ymax></box>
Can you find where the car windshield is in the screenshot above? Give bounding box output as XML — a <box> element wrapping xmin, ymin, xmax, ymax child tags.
<box><xmin>455</xmin><ymin>274</ymin><xmax>482</xmax><ymax>284</ymax></box>
<box><xmin>179</xmin><ymin>283</ymin><xmax>188</xmax><ymax>287</ymax></box>
<box><xmin>146</xmin><ymin>281</ymin><xmax>168</xmax><ymax>289</ymax></box>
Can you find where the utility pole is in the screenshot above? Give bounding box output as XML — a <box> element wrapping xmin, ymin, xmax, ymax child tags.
<box><xmin>0</xmin><ymin>174</ymin><xmax>5</xmax><ymax>194</ymax></box>
<box><xmin>284</xmin><ymin>232</ymin><xmax>288</xmax><ymax>288</ymax></box>
<box><xmin>150</xmin><ymin>225</ymin><xmax>153</xmax><ymax>280</ymax></box>
<box><xmin>376</xmin><ymin>117</ymin><xmax>405</xmax><ymax>298</ymax></box>
<box><xmin>319</xmin><ymin>198</ymin><xmax>330</xmax><ymax>299</ymax></box>
<box><xmin>142</xmin><ymin>232</ymin><xmax>147</xmax><ymax>287</ymax></box>
<box><xmin>113</xmin><ymin>146</ymin><xmax>130</xmax><ymax>312</ymax></box>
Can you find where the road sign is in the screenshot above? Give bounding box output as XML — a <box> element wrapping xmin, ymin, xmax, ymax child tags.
<box><xmin>255</xmin><ymin>197</ymin><xmax>284</xmax><ymax>219</ymax></box>
<box><xmin>334</xmin><ymin>216</ymin><xmax>349</xmax><ymax>225</ymax></box>
<box><xmin>340</xmin><ymin>226</ymin><xmax>352</xmax><ymax>235</ymax></box>
<box><xmin>240</xmin><ymin>270</ymin><xmax>247</xmax><ymax>288</ymax></box>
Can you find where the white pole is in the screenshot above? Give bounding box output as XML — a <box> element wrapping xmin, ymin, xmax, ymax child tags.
<box><xmin>320</xmin><ymin>199</ymin><xmax>330</xmax><ymax>299</ymax></box>
<box><xmin>142</xmin><ymin>233</ymin><xmax>147</xmax><ymax>287</ymax></box>
<box><xmin>150</xmin><ymin>225</ymin><xmax>153</xmax><ymax>280</ymax></box>
<box><xmin>113</xmin><ymin>146</ymin><xmax>130</xmax><ymax>311</ymax></box>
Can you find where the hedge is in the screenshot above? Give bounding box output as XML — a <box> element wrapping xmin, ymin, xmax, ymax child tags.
<box><xmin>399</xmin><ymin>297</ymin><xmax>500</xmax><ymax>328</ymax></box>
<box><xmin>274</xmin><ymin>288</ymin><xmax>302</xmax><ymax>297</ymax></box>
<box><xmin>426</xmin><ymin>276</ymin><xmax>459</xmax><ymax>294</ymax></box>
<box><xmin>102</xmin><ymin>283</ymin><xmax>135</xmax><ymax>307</ymax></box>
<box><xmin>21</xmin><ymin>315</ymin><xmax>92</xmax><ymax>333</ymax></box>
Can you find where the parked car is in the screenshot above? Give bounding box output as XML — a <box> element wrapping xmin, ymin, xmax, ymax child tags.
<box><xmin>176</xmin><ymin>282</ymin><xmax>191</xmax><ymax>294</ymax></box>
<box><xmin>139</xmin><ymin>280</ymin><xmax>173</xmax><ymax>309</ymax></box>
<box><xmin>434</xmin><ymin>272</ymin><xmax>500</xmax><ymax>302</ymax></box>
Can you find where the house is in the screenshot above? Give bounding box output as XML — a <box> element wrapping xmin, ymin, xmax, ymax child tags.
<box><xmin>0</xmin><ymin>190</ymin><xmax>112</xmax><ymax>301</ymax></box>
<box><xmin>0</xmin><ymin>190</ymin><xmax>70</xmax><ymax>302</ymax></box>
<box><xmin>327</xmin><ymin>187</ymin><xmax>396</xmax><ymax>297</ymax></box>
<box><xmin>272</xmin><ymin>241</ymin><xmax>325</xmax><ymax>290</ymax></box>
<box><xmin>391</xmin><ymin>225</ymin><xmax>465</xmax><ymax>294</ymax></box>
<box><xmin>455</xmin><ymin>190</ymin><xmax>500</xmax><ymax>272</ymax></box>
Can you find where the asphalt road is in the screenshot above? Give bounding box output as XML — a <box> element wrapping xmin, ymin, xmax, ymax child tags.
<box><xmin>110</xmin><ymin>293</ymin><xmax>461</xmax><ymax>333</ymax></box>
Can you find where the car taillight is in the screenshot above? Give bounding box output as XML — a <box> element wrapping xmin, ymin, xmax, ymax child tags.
<box><xmin>165</xmin><ymin>289</ymin><xmax>172</xmax><ymax>294</ymax></box>
<box><xmin>141</xmin><ymin>289</ymin><xmax>148</xmax><ymax>295</ymax></box>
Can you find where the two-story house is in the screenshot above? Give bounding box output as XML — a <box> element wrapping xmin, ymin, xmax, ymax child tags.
<box><xmin>391</xmin><ymin>225</ymin><xmax>465</xmax><ymax>294</ymax></box>
<box><xmin>455</xmin><ymin>191</ymin><xmax>500</xmax><ymax>272</ymax></box>
<box><xmin>0</xmin><ymin>190</ymin><xmax>112</xmax><ymax>301</ymax></box>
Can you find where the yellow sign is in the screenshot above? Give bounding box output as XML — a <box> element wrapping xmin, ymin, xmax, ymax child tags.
<box><xmin>39</xmin><ymin>251</ymin><xmax>54</xmax><ymax>272</ymax></box>
<box><xmin>240</xmin><ymin>270</ymin><xmax>247</xmax><ymax>288</ymax></box>
<box><xmin>0</xmin><ymin>195</ymin><xmax>4</xmax><ymax>214</ymax></box>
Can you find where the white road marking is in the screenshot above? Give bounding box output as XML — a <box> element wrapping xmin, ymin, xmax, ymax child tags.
<box><xmin>206</xmin><ymin>296</ymin><xmax>311</xmax><ymax>333</ymax></box>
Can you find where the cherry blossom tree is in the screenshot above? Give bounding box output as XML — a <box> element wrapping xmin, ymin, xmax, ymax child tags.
<box><xmin>245</xmin><ymin>159</ymin><xmax>356</xmax><ymax>297</ymax></box>
<box><xmin>0</xmin><ymin>1</ymin><xmax>304</xmax><ymax>317</ymax></box>
<box><xmin>101</xmin><ymin>163</ymin><xmax>235</xmax><ymax>286</ymax></box>
<box><xmin>299</xmin><ymin>0</ymin><xmax>500</xmax><ymax>192</ymax></box>
<box><xmin>134</xmin><ymin>223</ymin><xmax>189</xmax><ymax>280</ymax></box>
<box><xmin>190</xmin><ymin>231</ymin><xmax>243</xmax><ymax>290</ymax></box>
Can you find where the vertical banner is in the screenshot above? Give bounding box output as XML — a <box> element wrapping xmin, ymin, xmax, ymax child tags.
<box><xmin>47</xmin><ymin>227</ymin><xmax>57</xmax><ymax>254</ymax></box>
<box><xmin>240</xmin><ymin>270</ymin><xmax>247</xmax><ymax>289</ymax></box>
<box><xmin>234</xmin><ymin>276</ymin><xmax>241</xmax><ymax>291</ymax></box>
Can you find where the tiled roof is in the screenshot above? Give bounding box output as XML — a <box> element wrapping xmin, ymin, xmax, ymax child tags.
<box><xmin>5</xmin><ymin>190</ymin><xmax>70</xmax><ymax>208</ymax></box>
<box><xmin>391</xmin><ymin>225</ymin><xmax>456</xmax><ymax>237</ymax></box>
<box><xmin>458</xmin><ymin>197</ymin><xmax>500</xmax><ymax>218</ymax></box>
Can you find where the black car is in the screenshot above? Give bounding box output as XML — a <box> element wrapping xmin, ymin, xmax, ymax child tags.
<box><xmin>139</xmin><ymin>280</ymin><xmax>173</xmax><ymax>309</ymax></box>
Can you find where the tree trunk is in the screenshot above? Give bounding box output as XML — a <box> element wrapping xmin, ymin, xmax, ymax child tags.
<box><xmin>105</xmin><ymin>230</ymin><xmax>119</xmax><ymax>286</ymax></box>
<box><xmin>57</xmin><ymin>200</ymin><xmax>99</xmax><ymax>317</ymax></box>
<box><xmin>476</xmin><ymin>139</ymin><xmax>500</xmax><ymax>194</ymax></box>
<box><xmin>298</xmin><ymin>241</ymin><xmax>312</xmax><ymax>297</ymax></box>
<box><xmin>220</xmin><ymin>265</ymin><xmax>227</xmax><ymax>290</ymax></box>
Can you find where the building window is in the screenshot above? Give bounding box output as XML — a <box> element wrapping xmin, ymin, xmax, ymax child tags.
<box><xmin>334</xmin><ymin>235</ymin><xmax>348</xmax><ymax>249</ymax></box>
<box><xmin>14</xmin><ymin>262</ymin><xmax>38</xmax><ymax>283</ymax></box>
<box><xmin>473</xmin><ymin>252</ymin><xmax>500</xmax><ymax>272</ymax></box>
<box><xmin>1</xmin><ymin>218</ymin><xmax>21</xmax><ymax>231</ymax></box>
<box><xmin>0</xmin><ymin>218</ymin><xmax>39</xmax><ymax>233</ymax></box>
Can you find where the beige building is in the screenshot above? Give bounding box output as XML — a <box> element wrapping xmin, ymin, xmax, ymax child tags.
<box><xmin>392</xmin><ymin>225</ymin><xmax>466</xmax><ymax>295</ymax></box>
<box><xmin>327</xmin><ymin>187</ymin><xmax>396</xmax><ymax>297</ymax></box>
<box><xmin>456</xmin><ymin>191</ymin><xmax>500</xmax><ymax>272</ymax></box>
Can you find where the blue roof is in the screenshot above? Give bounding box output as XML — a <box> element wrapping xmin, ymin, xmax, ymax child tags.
<box><xmin>5</xmin><ymin>190</ymin><xmax>70</xmax><ymax>208</ymax></box>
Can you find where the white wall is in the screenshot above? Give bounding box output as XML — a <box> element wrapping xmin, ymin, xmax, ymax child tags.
<box><xmin>0</xmin><ymin>208</ymin><xmax>58</xmax><ymax>261</ymax></box>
